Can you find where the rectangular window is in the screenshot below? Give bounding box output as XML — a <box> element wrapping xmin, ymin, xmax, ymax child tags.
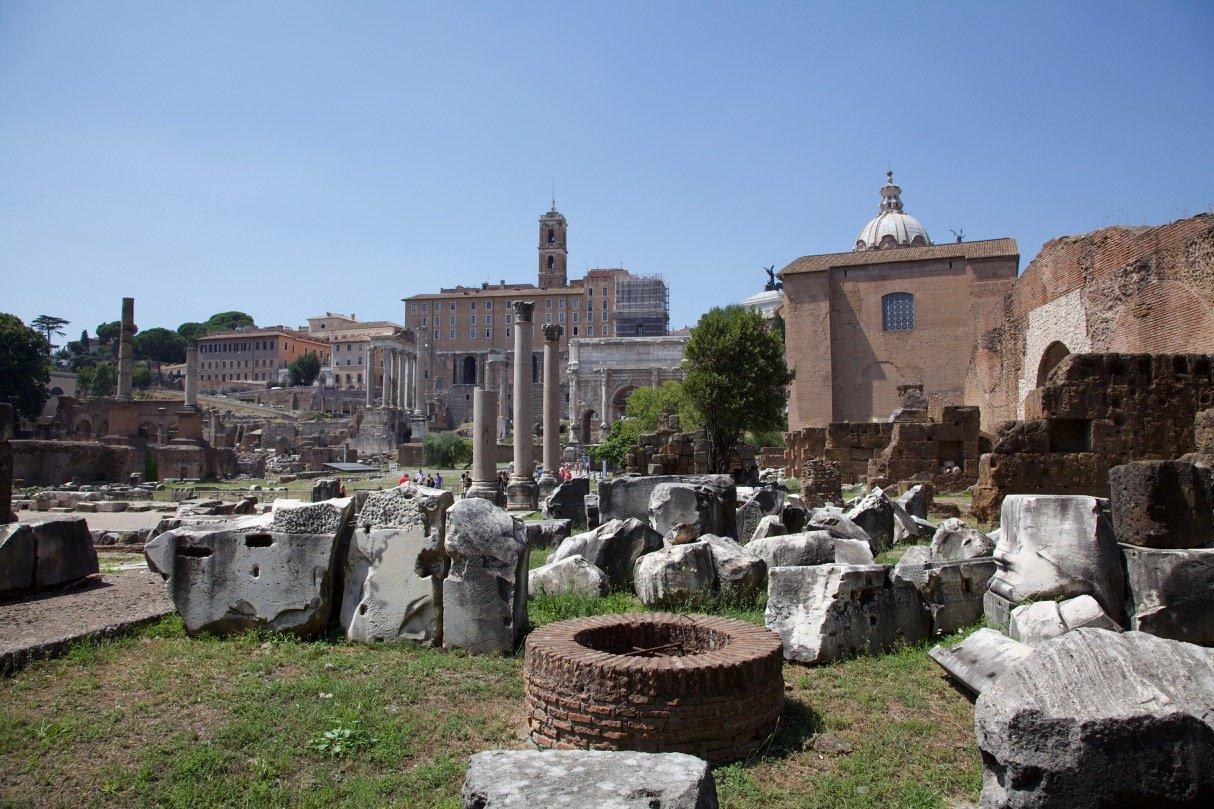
<box><xmin>449</xmin><ymin>329</ymin><xmax>455</xmax><ymax>339</ymax></box>
<box><xmin>588</xmin><ymin>326</ymin><xmax>595</xmax><ymax>336</ymax></box>
<box><xmin>485</xmin><ymin>315</ymin><xmax>492</xmax><ymax>325</ymax></box>
<box><xmin>470</xmin><ymin>329</ymin><xmax>476</xmax><ymax>340</ymax></box>
<box><xmin>559</xmin><ymin>298</ymin><xmax>566</xmax><ymax>308</ymax></box>
<box><xmin>573</xmin><ymin>312</ymin><xmax>579</xmax><ymax>323</ymax></box>
<box><xmin>572</xmin><ymin>326</ymin><xmax>579</xmax><ymax>336</ymax></box>
<box><xmin>485</xmin><ymin>328</ymin><xmax>491</xmax><ymax>338</ymax></box>
<box><xmin>470</xmin><ymin>300</ymin><xmax>477</xmax><ymax>310</ymax></box>
<box><xmin>433</xmin><ymin>302</ymin><xmax>439</xmax><ymax>311</ymax></box>
<box><xmin>421</xmin><ymin>317</ymin><xmax>427</xmax><ymax>327</ymax></box>
<box><xmin>434</xmin><ymin>329</ymin><xmax>440</xmax><ymax>340</ymax></box>
<box><xmin>506</xmin><ymin>314</ymin><xmax>513</xmax><ymax>325</ymax></box>
<box><xmin>559</xmin><ymin>312</ymin><xmax>565</xmax><ymax>324</ymax></box>
<box><xmin>546</xmin><ymin>298</ymin><xmax>552</xmax><ymax>309</ymax></box>
<box><xmin>588</xmin><ymin>288</ymin><xmax>593</xmax><ymax>297</ymax></box>
<box><xmin>450</xmin><ymin>302</ymin><xmax>456</xmax><ymax>310</ymax></box>
<box><xmin>573</xmin><ymin>298</ymin><xmax>579</xmax><ymax>309</ymax></box>
<box><xmin>449</xmin><ymin>315</ymin><xmax>455</xmax><ymax>326</ymax></box>
<box><xmin>470</xmin><ymin>315</ymin><xmax>476</xmax><ymax>325</ymax></box>
<box><xmin>486</xmin><ymin>300</ymin><xmax>492</xmax><ymax>310</ymax></box>
<box><xmin>506</xmin><ymin>327</ymin><xmax>512</xmax><ymax>338</ymax></box>
<box><xmin>545</xmin><ymin>313</ymin><xmax>552</xmax><ymax>323</ymax></box>
<box><xmin>882</xmin><ymin>292</ymin><xmax>915</xmax><ymax>331</ymax></box>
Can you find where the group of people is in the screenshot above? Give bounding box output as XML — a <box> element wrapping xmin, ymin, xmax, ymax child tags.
<box><xmin>395</xmin><ymin>460</ymin><xmax>591</xmax><ymax>498</ymax></box>
<box><xmin>397</xmin><ymin>469</ymin><xmax>444</xmax><ymax>489</ymax></box>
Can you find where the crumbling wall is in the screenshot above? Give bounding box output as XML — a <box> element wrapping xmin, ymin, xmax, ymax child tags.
<box><xmin>10</xmin><ymin>440</ymin><xmax>141</xmax><ymax>486</ymax></box>
<box><xmin>971</xmin><ymin>353</ymin><xmax>1214</xmax><ymax>521</ymax></box>
<box><xmin>625</xmin><ymin>422</ymin><xmax>756</xmax><ymax>480</ymax></box>
<box><xmin>966</xmin><ymin>214</ymin><xmax>1214</xmax><ymax>431</ymax></box>
<box><xmin>867</xmin><ymin>406</ymin><xmax>982</xmax><ymax>490</ymax></box>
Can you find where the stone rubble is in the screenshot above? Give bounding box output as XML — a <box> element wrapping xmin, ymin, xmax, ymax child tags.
<box><xmin>549</xmin><ymin>518</ymin><xmax>660</xmax><ymax>590</ymax></box>
<box><xmin>528</xmin><ymin>554</ymin><xmax>608</xmax><ymax>598</ymax></box>
<box><xmin>928</xmin><ymin>628</ymin><xmax>1033</xmax><ymax>697</ymax></box>
<box><xmin>633</xmin><ymin>541</ymin><xmax>717</xmax><ymax>608</ymax></box>
<box><xmin>442</xmin><ymin>498</ymin><xmax>529</xmax><ymax>654</ymax></box>
<box><xmin>747</xmin><ymin>531</ymin><xmax>873</xmax><ymax>569</ymax></box>
<box><xmin>1007</xmin><ymin>594</ymin><xmax>1121</xmax><ymax>646</ymax></box>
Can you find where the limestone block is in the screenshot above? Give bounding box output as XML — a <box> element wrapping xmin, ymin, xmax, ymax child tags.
<box><xmin>748</xmin><ymin>531</ymin><xmax>873</xmax><ymax>569</ymax></box>
<box><xmin>765</xmin><ymin>564</ymin><xmax>930</xmax><ymax>664</ymax></box>
<box><xmin>806</xmin><ymin>508</ymin><xmax>873</xmax><ymax>546</ymax></box>
<box><xmin>975</xmin><ymin>629</ymin><xmax>1214</xmax><ymax>808</ymax></box>
<box><xmin>749</xmin><ymin>514</ymin><xmax>786</xmax><ymax>542</ymax></box>
<box><xmin>549</xmin><ymin>518</ymin><xmax>660</xmax><ymax>590</ymax></box>
<box><xmin>94</xmin><ymin>501</ymin><xmax>128</xmax><ymax>513</ymax></box>
<box><xmin>844</xmin><ymin>487</ymin><xmax>896</xmax><ymax>552</ymax></box>
<box><xmin>700</xmin><ymin>534</ymin><xmax>766</xmax><ymax>600</ymax></box>
<box><xmin>736</xmin><ymin>488</ymin><xmax>785</xmax><ymax>542</ymax></box>
<box><xmin>928</xmin><ymin>628</ymin><xmax>1032</xmax><ymax>696</ymax></box>
<box><xmin>270</xmin><ymin>496</ymin><xmax>354</xmax><ymax>536</ymax></box>
<box><xmin>0</xmin><ymin>523</ymin><xmax>35</xmax><ymax>594</ymax></box>
<box><xmin>780</xmin><ymin>503</ymin><xmax>808</xmax><ymax>533</ymax></box>
<box><xmin>528</xmin><ymin>554</ymin><xmax>608</xmax><ymax>598</ymax></box>
<box><xmin>145</xmin><ymin>521</ymin><xmax>339</xmax><ymax>637</ymax></box>
<box><xmin>525</xmin><ymin>519</ymin><xmax>573</xmax><ymax>549</ymax></box>
<box><xmin>600</xmin><ymin>475</ymin><xmax>736</xmax><ymax>535</ymax></box>
<box><xmin>633</xmin><ymin>541</ymin><xmax>717</xmax><ymax>608</ymax></box>
<box><xmin>583</xmin><ymin>494</ymin><xmax>600</xmax><ymax>528</ymax></box>
<box><xmin>649</xmin><ymin>482</ymin><xmax>726</xmax><ymax>540</ymax></box>
<box><xmin>541</xmin><ymin>478</ymin><xmax>589</xmax><ymax>523</ymax></box>
<box><xmin>461</xmin><ymin>750</ymin><xmax>718</xmax><ymax>809</ymax></box>
<box><xmin>894</xmin><ymin>555</ymin><xmax>997</xmax><ymax>635</ymax></box>
<box><xmin>340</xmin><ymin>486</ymin><xmax>454</xmax><ymax>644</ymax></box>
<box><xmin>1008</xmin><ymin>594</ymin><xmax>1121</xmax><ymax>646</ymax></box>
<box><xmin>27</xmin><ymin>517</ymin><xmax>98</xmax><ymax>588</ymax></box>
<box><xmin>988</xmin><ymin>494</ymin><xmax>1124</xmax><ymax>618</ymax></box>
<box><xmin>442</xmin><ymin>498</ymin><xmax>528</xmax><ymax>654</ymax></box>
<box><xmin>929</xmin><ymin>518</ymin><xmax>995</xmax><ymax>561</ymax></box>
<box><xmin>1122</xmin><ymin>544</ymin><xmax>1214</xmax><ymax>645</ymax></box>
<box><xmin>1108</xmin><ymin>460</ymin><xmax>1214</xmax><ymax>549</ymax></box>
<box><xmin>897</xmin><ymin>483</ymin><xmax>932</xmax><ymax>519</ymax></box>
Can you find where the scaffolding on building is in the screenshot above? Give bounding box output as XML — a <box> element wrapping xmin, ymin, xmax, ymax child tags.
<box><xmin>614</xmin><ymin>274</ymin><xmax>670</xmax><ymax>336</ymax></box>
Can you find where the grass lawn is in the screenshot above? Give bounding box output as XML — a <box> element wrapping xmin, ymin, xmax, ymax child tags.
<box><xmin>0</xmin><ymin>581</ymin><xmax>982</xmax><ymax>809</ymax></box>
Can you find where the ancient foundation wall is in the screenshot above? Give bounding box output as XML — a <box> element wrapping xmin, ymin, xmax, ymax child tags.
<box><xmin>10</xmin><ymin>440</ymin><xmax>142</xmax><ymax>486</ymax></box>
<box><xmin>971</xmin><ymin>352</ymin><xmax>1214</xmax><ymax>521</ymax></box>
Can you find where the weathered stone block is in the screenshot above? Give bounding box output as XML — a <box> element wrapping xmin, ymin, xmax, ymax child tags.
<box><xmin>700</xmin><ymin>534</ymin><xmax>766</xmax><ymax>600</ymax></box>
<box><xmin>549</xmin><ymin>518</ymin><xmax>660</xmax><ymax>590</ymax></box>
<box><xmin>1008</xmin><ymin>594</ymin><xmax>1121</xmax><ymax>646</ymax></box>
<box><xmin>528</xmin><ymin>554</ymin><xmax>608</xmax><ymax>598</ymax></box>
<box><xmin>844</xmin><ymin>488</ymin><xmax>896</xmax><ymax>552</ymax></box>
<box><xmin>928</xmin><ymin>628</ymin><xmax>1032</xmax><ymax>696</ymax></box>
<box><xmin>461</xmin><ymin>750</ymin><xmax>718</xmax><ymax>809</ymax></box>
<box><xmin>765</xmin><ymin>564</ymin><xmax>930</xmax><ymax>664</ymax></box>
<box><xmin>633</xmin><ymin>541</ymin><xmax>717</xmax><ymax>608</ymax></box>
<box><xmin>1108</xmin><ymin>460</ymin><xmax>1214</xmax><ymax>549</ymax></box>
<box><xmin>975</xmin><ymin>629</ymin><xmax>1214</xmax><ymax>808</ymax></box>
<box><xmin>27</xmin><ymin>517</ymin><xmax>99</xmax><ymax>589</ymax></box>
<box><xmin>929</xmin><ymin>518</ymin><xmax>995</xmax><ymax>561</ymax></box>
<box><xmin>748</xmin><ymin>531</ymin><xmax>872</xmax><ymax>569</ymax></box>
<box><xmin>541</xmin><ymin>477</ymin><xmax>589</xmax><ymax>523</ymax></box>
<box><xmin>442</xmin><ymin>498</ymin><xmax>528</xmax><ymax>654</ymax></box>
<box><xmin>0</xmin><ymin>523</ymin><xmax>35</xmax><ymax>594</ymax></box>
<box><xmin>894</xmin><ymin>555</ymin><xmax>997</xmax><ymax>635</ymax></box>
<box><xmin>1121</xmin><ymin>544</ymin><xmax>1214</xmax><ymax>645</ymax></box>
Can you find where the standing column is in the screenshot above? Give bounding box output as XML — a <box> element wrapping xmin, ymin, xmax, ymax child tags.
<box><xmin>568</xmin><ymin>364</ymin><xmax>580</xmax><ymax>444</ymax></box>
<box><xmin>468</xmin><ymin>388</ymin><xmax>499</xmax><ymax>501</ymax></box>
<box><xmin>381</xmin><ymin>348</ymin><xmax>391</xmax><ymax>408</ymax></box>
<box><xmin>184</xmin><ymin>343</ymin><xmax>198</xmax><ymax>410</ymax></box>
<box><xmin>395</xmin><ymin>351</ymin><xmax>404</xmax><ymax>408</ymax></box>
<box><xmin>365</xmin><ymin>344</ymin><xmax>373</xmax><ymax>407</ymax></box>
<box><xmin>538</xmin><ymin>324</ymin><xmax>563</xmax><ymax>494</ymax></box>
<box><xmin>116</xmin><ymin>297</ymin><xmax>135</xmax><ymax>401</ymax></box>
<box><xmin>506</xmin><ymin>302</ymin><xmax>538</xmax><ymax>510</ymax></box>
<box><xmin>600</xmin><ymin>369</ymin><xmax>610</xmax><ymax>437</ymax></box>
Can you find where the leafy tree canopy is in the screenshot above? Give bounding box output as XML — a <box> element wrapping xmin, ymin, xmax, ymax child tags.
<box><xmin>0</xmin><ymin>313</ymin><xmax>51</xmax><ymax>420</ymax></box>
<box><xmin>589</xmin><ymin>419</ymin><xmax>642</xmax><ymax>466</ymax></box>
<box><xmin>132</xmin><ymin>362</ymin><xmax>153</xmax><ymax>389</ymax></box>
<box><xmin>76</xmin><ymin>362</ymin><xmax>116</xmax><ymax>398</ymax></box>
<box><xmin>30</xmin><ymin>315</ymin><xmax>70</xmax><ymax>349</ymax></box>
<box><xmin>204</xmin><ymin>311</ymin><xmax>255</xmax><ymax>333</ymax></box>
<box><xmin>95</xmin><ymin>320</ymin><xmax>132</xmax><ymax>346</ymax></box>
<box><xmin>682</xmin><ymin>305</ymin><xmax>793</xmax><ymax>473</ymax></box>
<box><xmin>134</xmin><ymin>327</ymin><xmax>186</xmax><ymax>365</ymax></box>
<box><xmin>176</xmin><ymin>322</ymin><xmax>208</xmax><ymax>342</ymax></box>
<box><xmin>287</xmin><ymin>352</ymin><xmax>321</xmax><ymax>386</ymax></box>
<box><xmin>624</xmin><ymin>380</ymin><xmax>701</xmax><ymax>433</ymax></box>
<box><xmin>422</xmin><ymin>431</ymin><xmax>472</xmax><ymax>468</ymax></box>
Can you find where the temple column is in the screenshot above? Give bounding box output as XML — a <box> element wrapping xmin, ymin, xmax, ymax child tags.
<box><xmin>381</xmin><ymin>348</ymin><xmax>391</xmax><ymax>408</ymax></box>
<box><xmin>538</xmin><ymin>324</ymin><xmax>563</xmax><ymax>494</ymax></box>
<box><xmin>468</xmin><ymin>388</ymin><xmax>499</xmax><ymax>501</ymax></box>
<box><xmin>184</xmin><ymin>343</ymin><xmax>198</xmax><ymax>410</ymax></box>
<box><xmin>116</xmin><ymin>297</ymin><xmax>134</xmax><ymax>401</ymax></box>
<box><xmin>568</xmin><ymin>363</ymin><xmax>580</xmax><ymax>444</ymax></box>
<box><xmin>365</xmin><ymin>344</ymin><xmax>373</xmax><ymax>407</ymax></box>
<box><xmin>506</xmin><ymin>302</ymin><xmax>538</xmax><ymax>510</ymax></box>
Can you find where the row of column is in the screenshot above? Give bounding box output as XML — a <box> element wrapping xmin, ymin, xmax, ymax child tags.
<box><xmin>364</xmin><ymin>344</ymin><xmax>418</xmax><ymax>410</ymax></box>
<box><xmin>469</xmin><ymin>302</ymin><xmax>564</xmax><ymax>510</ymax></box>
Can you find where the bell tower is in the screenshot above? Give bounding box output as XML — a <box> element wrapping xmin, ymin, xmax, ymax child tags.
<box><xmin>538</xmin><ymin>199</ymin><xmax>568</xmax><ymax>289</ymax></box>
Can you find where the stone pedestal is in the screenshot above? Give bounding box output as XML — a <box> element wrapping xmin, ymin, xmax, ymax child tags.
<box><xmin>469</xmin><ymin>388</ymin><xmax>499</xmax><ymax>501</ymax></box>
<box><xmin>538</xmin><ymin>323</ymin><xmax>563</xmax><ymax>496</ymax></box>
<box><xmin>507</xmin><ymin>302</ymin><xmax>538</xmax><ymax>511</ymax></box>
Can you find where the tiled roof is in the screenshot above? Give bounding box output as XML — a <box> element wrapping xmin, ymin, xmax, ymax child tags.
<box><xmin>779</xmin><ymin>238</ymin><xmax>1019</xmax><ymax>276</ymax></box>
<box><xmin>199</xmin><ymin>327</ymin><xmax>326</xmax><ymax>344</ymax></box>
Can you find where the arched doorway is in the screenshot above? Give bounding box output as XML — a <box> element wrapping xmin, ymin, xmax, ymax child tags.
<box><xmin>611</xmin><ymin>385</ymin><xmax>637</xmax><ymax>422</ymax></box>
<box><xmin>1036</xmin><ymin>341</ymin><xmax>1071</xmax><ymax>387</ymax></box>
<box><xmin>75</xmin><ymin>419</ymin><xmax>92</xmax><ymax>437</ymax></box>
<box><xmin>462</xmin><ymin>355</ymin><xmax>477</xmax><ymax>385</ymax></box>
<box><xmin>580</xmin><ymin>409</ymin><xmax>598</xmax><ymax>443</ymax></box>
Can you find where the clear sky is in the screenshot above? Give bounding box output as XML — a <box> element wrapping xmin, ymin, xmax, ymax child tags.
<box><xmin>2</xmin><ymin>1</ymin><xmax>1212</xmax><ymax>338</ymax></box>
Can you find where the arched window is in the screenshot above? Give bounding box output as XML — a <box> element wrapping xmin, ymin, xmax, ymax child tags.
<box><xmin>1036</xmin><ymin>341</ymin><xmax>1071</xmax><ymax>387</ymax></box>
<box><xmin>462</xmin><ymin>355</ymin><xmax>477</xmax><ymax>384</ymax></box>
<box><xmin>547</xmin><ymin>228</ymin><xmax>555</xmax><ymax>245</ymax></box>
<box><xmin>882</xmin><ymin>292</ymin><xmax>914</xmax><ymax>331</ymax></box>
<box><xmin>547</xmin><ymin>255</ymin><xmax>555</xmax><ymax>271</ymax></box>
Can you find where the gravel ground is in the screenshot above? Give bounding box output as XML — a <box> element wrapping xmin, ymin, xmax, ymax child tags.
<box><xmin>15</xmin><ymin>510</ymin><xmax>162</xmax><ymax>533</ymax></box>
<box><xmin>0</xmin><ymin>568</ymin><xmax>172</xmax><ymax>673</ymax></box>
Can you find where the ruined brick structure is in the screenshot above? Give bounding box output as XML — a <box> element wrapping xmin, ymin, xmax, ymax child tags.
<box><xmin>624</xmin><ymin>416</ymin><xmax>756</xmax><ymax>480</ymax></box>
<box><xmin>966</xmin><ymin>214</ymin><xmax>1214</xmax><ymax>431</ymax></box>
<box><xmin>799</xmin><ymin>458</ymin><xmax>842</xmax><ymax>508</ymax></box>
<box><xmin>971</xmin><ymin>353</ymin><xmax>1214</xmax><ymax>522</ymax></box>
<box><xmin>784</xmin><ymin>423</ymin><xmax>891</xmax><ymax>484</ymax></box>
<box><xmin>866</xmin><ymin>406</ymin><xmax>983</xmax><ymax>490</ymax></box>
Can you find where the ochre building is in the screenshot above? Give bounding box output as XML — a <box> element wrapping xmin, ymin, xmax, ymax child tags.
<box><xmin>781</xmin><ymin>173</ymin><xmax>1019</xmax><ymax>429</ymax></box>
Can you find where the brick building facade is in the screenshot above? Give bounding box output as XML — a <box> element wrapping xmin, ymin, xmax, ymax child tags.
<box><xmin>196</xmin><ymin>327</ymin><xmax>329</xmax><ymax>390</ymax></box>
<box><xmin>780</xmin><ymin>173</ymin><xmax>1019</xmax><ymax>429</ymax></box>
<box><xmin>965</xmin><ymin>213</ymin><xmax>1214</xmax><ymax>430</ymax></box>
<box><xmin>402</xmin><ymin>203</ymin><xmax>669</xmax><ymax>428</ymax></box>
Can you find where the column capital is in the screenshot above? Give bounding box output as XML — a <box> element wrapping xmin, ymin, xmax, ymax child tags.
<box><xmin>542</xmin><ymin>323</ymin><xmax>564</xmax><ymax>342</ymax></box>
<box><xmin>513</xmin><ymin>300</ymin><xmax>535</xmax><ymax>322</ymax></box>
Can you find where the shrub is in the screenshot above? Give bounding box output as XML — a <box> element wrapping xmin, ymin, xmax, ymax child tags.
<box><xmin>422</xmin><ymin>431</ymin><xmax>472</xmax><ymax>468</ymax></box>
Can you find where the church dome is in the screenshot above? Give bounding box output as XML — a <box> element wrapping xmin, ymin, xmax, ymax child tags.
<box><xmin>855</xmin><ymin>171</ymin><xmax>931</xmax><ymax>251</ymax></box>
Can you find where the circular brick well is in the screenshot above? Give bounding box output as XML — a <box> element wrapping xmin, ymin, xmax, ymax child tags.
<box><xmin>524</xmin><ymin>613</ymin><xmax>785</xmax><ymax>764</ymax></box>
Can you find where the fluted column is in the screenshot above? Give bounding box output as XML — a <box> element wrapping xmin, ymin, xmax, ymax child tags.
<box><xmin>469</xmin><ymin>387</ymin><xmax>498</xmax><ymax>501</ymax></box>
<box><xmin>539</xmin><ymin>323</ymin><xmax>562</xmax><ymax>494</ymax></box>
<box><xmin>506</xmin><ymin>301</ymin><xmax>537</xmax><ymax>510</ymax></box>
<box><xmin>380</xmin><ymin>348</ymin><xmax>390</xmax><ymax>408</ymax></box>
<box><xmin>116</xmin><ymin>297</ymin><xmax>134</xmax><ymax>401</ymax></box>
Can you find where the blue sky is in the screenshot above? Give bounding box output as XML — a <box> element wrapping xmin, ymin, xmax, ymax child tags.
<box><xmin>2</xmin><ymin>1</ymin><xmax>1212</xmax><ymax>337</ymax></box>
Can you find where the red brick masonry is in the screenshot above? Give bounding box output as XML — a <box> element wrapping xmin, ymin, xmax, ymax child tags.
<box><xmin>524</xmin><ymin>613</ymin><xmax>784</xmax><ymax>764</ymax></box>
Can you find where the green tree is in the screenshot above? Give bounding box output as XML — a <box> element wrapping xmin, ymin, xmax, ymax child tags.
<box><xmin>589</xmin><ymin>419</ymin><xmax>642</xmax><ymax>466</ymax></box>
<box><xmin>132</xmin><ymin>362</ymin><xmax>153</xmax><ymax>389</ymax></box>
<box><xmin>288</xmin><ymin>352</ymin><xmax>321</xmax><ymax>386</ymax></box>
<box><xmin>422</xmin><ymin>431</ymin><xmax>473</xmax><ymax>468</ymax></box>
<box><xmin>0</xmin><ymin>313</ymin><xmax>51</xmax><ymax>420</ymax></box>
<box><xmin>95</xmin><ymin>320</ymin><xmax>135</xmax><ymax>353</ymax></box>
<box><xmin>624</xmin><ymin>380</ymin><xmax>701</xmax><ymax>432</ymax></box>
<box><xmin>682</xmin><ymin>305</ymin><xmax>793</xmax><ymax>473</ymax></box>
<box><xmin>204</xmin><ymin>311</ymin><xmax>255</xmax><ymax>333</ymax></box>
<box><xmin>76</xmin><ymin>362</ymin><xmax>117</xmax><ymax>398</ymax></box>
<box><xmin>177</xmin><ymin>321</ymin><xmax>208</xmax><ymax>342</ymax></box>
<box><xmin>30</xmin><ymin>315</ymin><xmax>70</xmax><ymax>350</ymax></box>
<box><xmin>134</xmin><ymin>327</ymin><xmax>186</xmax><ymax>369</ymax></box>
